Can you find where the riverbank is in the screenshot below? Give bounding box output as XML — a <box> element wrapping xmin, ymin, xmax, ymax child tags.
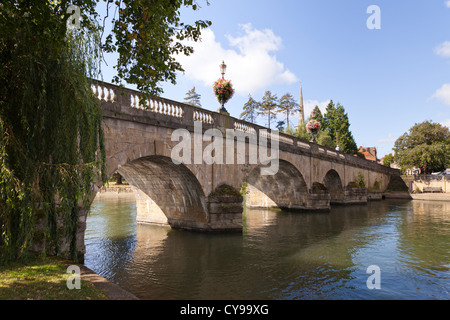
<box><xmin>0</xmin><ymin>255</ymin><xmax>139</xmax><ymax>300</ymax></box>
<box><xmin>410</xmin><ymin>193</ymin><xmax>450</xmax><ymax>201</ymax></box>
<box><xmin>70</xmin><ymin>261</ymin><xmax>139</xmax><ymax>300</ymax></box>
<box><xmin>95</xmin><ymin>184</ymin><xmax>134</xmax><ymax>199</ymax></box>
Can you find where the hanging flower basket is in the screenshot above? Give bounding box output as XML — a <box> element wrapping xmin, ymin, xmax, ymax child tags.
<box><xmin>213</xmin><ymin>78</ymin><xmax>235</xmax><ymax>105</ymax></box>
<box><xmin>306</xmin><ymin>119</ymin><xmax>321</xmax><ymax>134</ymax></box>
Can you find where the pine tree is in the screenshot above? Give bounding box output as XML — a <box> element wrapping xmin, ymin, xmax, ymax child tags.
<box><xmin>311</xmin><ymin>105</ymin><xmax>325</xmax><ymax>128</ymax></box>
<box><xmin>323</xmin><ymin>101</ymin><xmax>358</xmax><ymax>154</ymax></box>
<box><xmin>316</xmin><ymin>130</ymin><xmax>336</xmax><ymax>149</ymax></box>
<box><xmin>276</xmin><ymin>120</ymin><xmax>286</xmax><ymax>132</ymax></box>
<box><xmin>278</xmin><ymin>93</ymin><xmax>298</xmax><ymax>131</ymax></box>
<box><xmin>294</xmin><ymin>123</ymin><xmax>311</xmax><ymax>141</ymax></box>
<box><xmin>323</xmin><ymin>100</ymin><xmax>337</xmax><ymax>139</ymax></box>
<box><xmin>184</xmin><ymin>87</ymin><xmax>201</xmax><ymax>107</ymax></box>
<box><xmin>240</xmin><ymin>94</ymin><xmax>259</xmax><ymax>123</ymax></box>
<box><xmin>258</xmin><ymin>91</ymin><xmax>279</xmax><ymax>129</ymax></box>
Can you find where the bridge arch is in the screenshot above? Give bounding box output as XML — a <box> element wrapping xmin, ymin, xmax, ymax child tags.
<box><xmin>245</xmin><ymin>159</ymin><xmax>309</xmax><ymax>210</ymax></box>
<box><xmin>117</xmin><ymin>155</ymin><xmax>209</xmax><ymax>231</ymax></box>
<box><xmin>323</xmin><ymin>169</ymin><xmax>345</xmax><ymax>205</ymax></box>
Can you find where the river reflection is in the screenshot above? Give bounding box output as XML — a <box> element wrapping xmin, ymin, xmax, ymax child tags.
<box><xmin>85</xmin><ymin>197</ymin><xmax>450</xmax><ymax>300</ymax></box>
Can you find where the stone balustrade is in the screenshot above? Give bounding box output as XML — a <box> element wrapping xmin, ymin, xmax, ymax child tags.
<box><xmin>90</xmin><ymin>79</ymin><xmax>399</xmax><ymax>176</ymax></box>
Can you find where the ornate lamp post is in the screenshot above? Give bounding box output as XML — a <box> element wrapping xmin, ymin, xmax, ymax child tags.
<box><xmin>220</xmin><ymin>60</ymin><xmax>227</xmax><ymax>79</ymax></box>
<box><xmin>214</xmin><ymin>60</ymin><xmax>234</xmax><ymax>115</ymax></box>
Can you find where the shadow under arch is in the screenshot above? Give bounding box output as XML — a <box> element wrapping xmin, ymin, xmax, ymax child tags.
<box><xmin>245</xmin><ymin>159</ymin><xmax>309</xmax><ymax>210</ymax></box>
<box><xmin>117</xmin><ymin>155</ymin><xmax>209</xmax><ymax>231</ymax></box>
<box><xmin>323</xmin><ymin>169</ymin><xmax>345</xmax><ymax>205</ymax></box>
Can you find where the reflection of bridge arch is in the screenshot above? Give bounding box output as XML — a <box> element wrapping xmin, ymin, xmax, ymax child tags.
<box><xmin>117</xmin><ymin>155</ymin><xmax>209</xmax><ymax>231</ymax></box>
<box><xmin>246</xmin><ymin>159</ymin><xmax>309</xmax><ymax>210</ymax></box>
<box><xmin>323</xmin><ymin>169</ymin><xmax>345</xmax><ymax>205</ymax></box>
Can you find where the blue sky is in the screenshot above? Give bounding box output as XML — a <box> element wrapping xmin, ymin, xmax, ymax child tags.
<box><xmin>99</xmin><ymin>0</ymin><xmax>450</xmax><ymax>158</ymax></box>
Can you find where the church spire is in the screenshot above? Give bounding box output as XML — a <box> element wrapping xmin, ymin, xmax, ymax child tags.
<box><xmin>298</xmin><ymin>82</ymin><xmax>305</xmax><ymax>124</ymax></box>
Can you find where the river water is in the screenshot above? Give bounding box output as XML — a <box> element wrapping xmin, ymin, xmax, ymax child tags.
<box><xmin>84</xmin><ymin>196</ymin><xmax>450</xmax><ymax>300</ymax></box>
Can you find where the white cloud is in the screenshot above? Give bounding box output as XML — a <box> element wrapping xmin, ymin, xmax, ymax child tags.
<box><xmin>303</xmin><ymin>99</ymin><xmax>330</xmax><ymax>120</ymax></box>
<box><xmin>441</xmin><ymin>119</ymin><xmax>450</xmax><ymax>128</ymax></box>
<box><xmin>377</xmin><ymin>133</ymin><xmax>396</xmax><ymax>144</ymax></box>
<box><xmin>175</xmin><ymin>23</ymin><xmax>298</xmax><ymax>95</ymax></box>
<box><xmin>432</xmin><ymin>83</ymin><xmax>450</xmax><ymax>105</ymax></box>
<box><xmin>446</xmin><ymin>0</ymin><xmax>450</xmax><ymax>8</ymax></box>
<box><xmin>434</xmin><ymin>41</ymin><xmax>450</xmax><ymax>58</ymax></box>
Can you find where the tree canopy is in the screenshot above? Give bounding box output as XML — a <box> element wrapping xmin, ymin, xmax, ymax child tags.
<box><xmin>258</xmin><ymin>91</ymin><xmax>278</xmax><ymax>129</ymax></box>
<box><xmin>0</xmin><ymin>0</ymin><xmax>211</xmax><ymax>263</ymax></box>
<box><xmin>102</xmin><ymin>0</ymin><xmax>211</xmax><ymax>98</ymax></box>
<box><xmin>323</xmin><ymin>100</ymin><xmax>358</xmax><ymax>154</ymax></box>
<box><xmin>382</xmin><ymin>153</ymin><xmax>395</xmax><ymax>168</ymax></box>
<box><xmin>289</xmin><ymin>101</ymin><xmax>356</xmax><ymax>152</ymax></box>
<box><xmin>240</xmin><ymin>94</ymin><xmax>259</xmax><ymax>124</ymax></box>
<box><xmin>278</xmin><ymin>93</ymin><xmax>298</xmax><ymax>131</ymax></box>
<box><xmin>184</xmin><ymin>87</ymin><xmax>201</xmax><ymax>107</ymax></box>
<box><xmin>394</xmin><ymin>121</ymin><xmax>450</xmax><ymax>173</ymax></box>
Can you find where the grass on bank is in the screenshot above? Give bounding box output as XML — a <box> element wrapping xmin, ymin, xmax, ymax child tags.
<box><xmin>0</xmin><ymin>256</ymin><xmax>107</xmax><ymax>300</ymax></box>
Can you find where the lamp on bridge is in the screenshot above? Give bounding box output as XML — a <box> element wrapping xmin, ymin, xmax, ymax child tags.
<box><xmin>220</xmin><ymin>60</ymin><xmax>227</xmax><ymax>79</ymax></box>
<box><xmin>213</xmin><ymin>60</ymin><xmax>234</xmax><ymax>115</ymax></box>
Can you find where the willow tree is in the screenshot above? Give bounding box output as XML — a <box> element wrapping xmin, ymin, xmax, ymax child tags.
<box><xmin>0</xmin><ymin>0</ymin><xmax>211</xmax><ymax>263</ymax></box>
<box><xmin>0</xmin><ymin>2</ymin><xmax>106</xmax><ymax>263</ymax></box>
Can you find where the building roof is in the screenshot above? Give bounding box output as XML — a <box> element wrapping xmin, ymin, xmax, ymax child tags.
<box><xmin>358</xmin><ymin>146</ymin><xmax>378</xmax><ymax>162</ymax></box>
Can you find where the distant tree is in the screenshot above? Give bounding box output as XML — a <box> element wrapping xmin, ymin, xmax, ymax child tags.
<box><xmin>323</xmin><ymin>100</ymin><xmax>335</xmax><ymax>132</ymax></box>
<box><xmin>258</xmin><ymin>91</ymin><xmax>279</xmax><ymax>129</ymax></box>
<box><xmin>394</xmin><ymin>121</ymin><xmax>450</xmax><ymax>173</ymax></box>
<box><xmin>316</xmin><ymin>130</ymin><xmax>336</xmax><ymax>149</ymax></box>
<box><xmin>284</xmin><ymin>125</ymin><xmax>295</xmax><ymax>136</ymax></box>
<box><xmin>184</xmin><ymin>87</ymin><xmax>201</xmax><ymax>107</ymax></box>
<box><xmin>276</xmin><ymin>120</ymin><xmax>285</xmax><ymax>132</ymax></box>
<box><xmin>311</xmin><ymin>105</ymin><xmax>325</xmax><ymax>129</ymax></box>
<box><xmin>323</xmin><ymin>100</ymin><xmax>358</xmax><ymax>154</ymax></box>
<box><xmin>382</xmin><ymin>153</ymin><xmax>395</xmax><ymax>168</ymax></box>
<box><xmin>278</xmin><ymin>93</ymin><xmax>298</xmax><ymax>131</ymax></box>
<box><xmin>240</xmin><ymin>94</ymin><xmax>259</xmax><ymax>123</ymax></box>
<box><xmin>293</xmin><ymin>123</ymin><xmax>312</xmax><ymax>141</ymax></box>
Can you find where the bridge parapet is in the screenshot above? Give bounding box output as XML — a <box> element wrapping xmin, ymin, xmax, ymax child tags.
<box><xmin>91</xmin><ymin>79</ymin><xmax>400</xmax><ymax>177</ymax></box>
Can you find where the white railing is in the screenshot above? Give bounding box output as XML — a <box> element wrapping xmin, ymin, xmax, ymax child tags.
<box><xmin>129</xmin><ymin>93</ymin><xmax>184</xmax><ymax>118</ymax></box>
<box><xmin>234</xmin><ymin>120</ymin><xmax>257</xmax><ymax>135</ymax></box>
<box><xmin>91</xmin><ymin>84</ymin><xmax>116</xmax><ymax>103</ymax></box>
<box><xmin>193</xmin><ymin>109</ymin><xmax>214</xmax><ymax>124</ymax></box>
<box><xmin>92</xmin><ymin>80</ymin><xmax>357</xmax><ymax>156</ymax></box>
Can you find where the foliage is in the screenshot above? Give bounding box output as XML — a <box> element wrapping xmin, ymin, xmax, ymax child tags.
<box><xmin>316</xmin><ymin>130</ymin><xmax>336</xmax><ymax>149</ymax></box>
<box><xmin>184</xmin><ymin>86</ymin><xmax>201</xmax><ymax>107</ymax></box>
<box><xmin>293</xmin><ymin>124</ymin><xmax>312</xmax><ymax>141</ymax></box>
<box><xmin>0</xmin><ymin>0</ymin><xmax>211</xmax><ymax>263</ymax></box>
<box><xmin>355</xmin><ymin>173</ymin><xmax>366</xmax><ymax>188</ymax></box>
<box><xmin>213</xmin><ymin>78</ymin><xmax>235</xmax><ymax>104</ymax></box>
<box><xmin>240</xmin><ymin>94</ymin><xmax>259</xmax><ymax>123</ymax></box>
<box><xmin>371</xmin><ymin>180</ymin><xmax>381</xmax><ymax>191</ymax></box>
<box><xmin>323</xmin><ymin>100</ymin><xmax>358</xmax><ymax>154</ymax></box>
<box><xmin>277</xmin><ymin>93</ymin><xmax>298</xmax><ymax>131</ymax></box>
<box><xmin>102</xmin><ymin>0</ymin><xmax>212</xmax><ymax>99</ymax></box>
<box><xmin>208</xmin><ymin>184</ymin><xmax>242</xmax><ymax>198</ymax></box>
<box><xmin>258</xmin><ymin>91</ymin><xmax>279</xmax><ymax>129</ymax></box>
<box><xmin>0</xmin><ymin>2</ymin><xmax>106</xmax><ymax>263</ymax></box>
<box><xmin>276</xmin><ymin>120</ymin><xmax>285</xmax><ymax>132</ymax></box>
<box><xmin>347</xmin><ymin>173</ymin><xmax>365</xmax><ymax>188</ymax></box>
<box><xmin>382</xmin><ymin>153</ymin><xmax>395</xmax><ymax>168</ymax></box>
<box><xmin>394</xmin><ymin>121</ymin><xmax>450</xmax><ymax>173</ymax></box>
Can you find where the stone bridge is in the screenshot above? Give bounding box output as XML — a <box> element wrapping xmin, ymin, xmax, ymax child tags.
<box><xmin>75</xmin><ymin>80</ymin><xmax>409</xmax><ymax>259</ymax></box>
